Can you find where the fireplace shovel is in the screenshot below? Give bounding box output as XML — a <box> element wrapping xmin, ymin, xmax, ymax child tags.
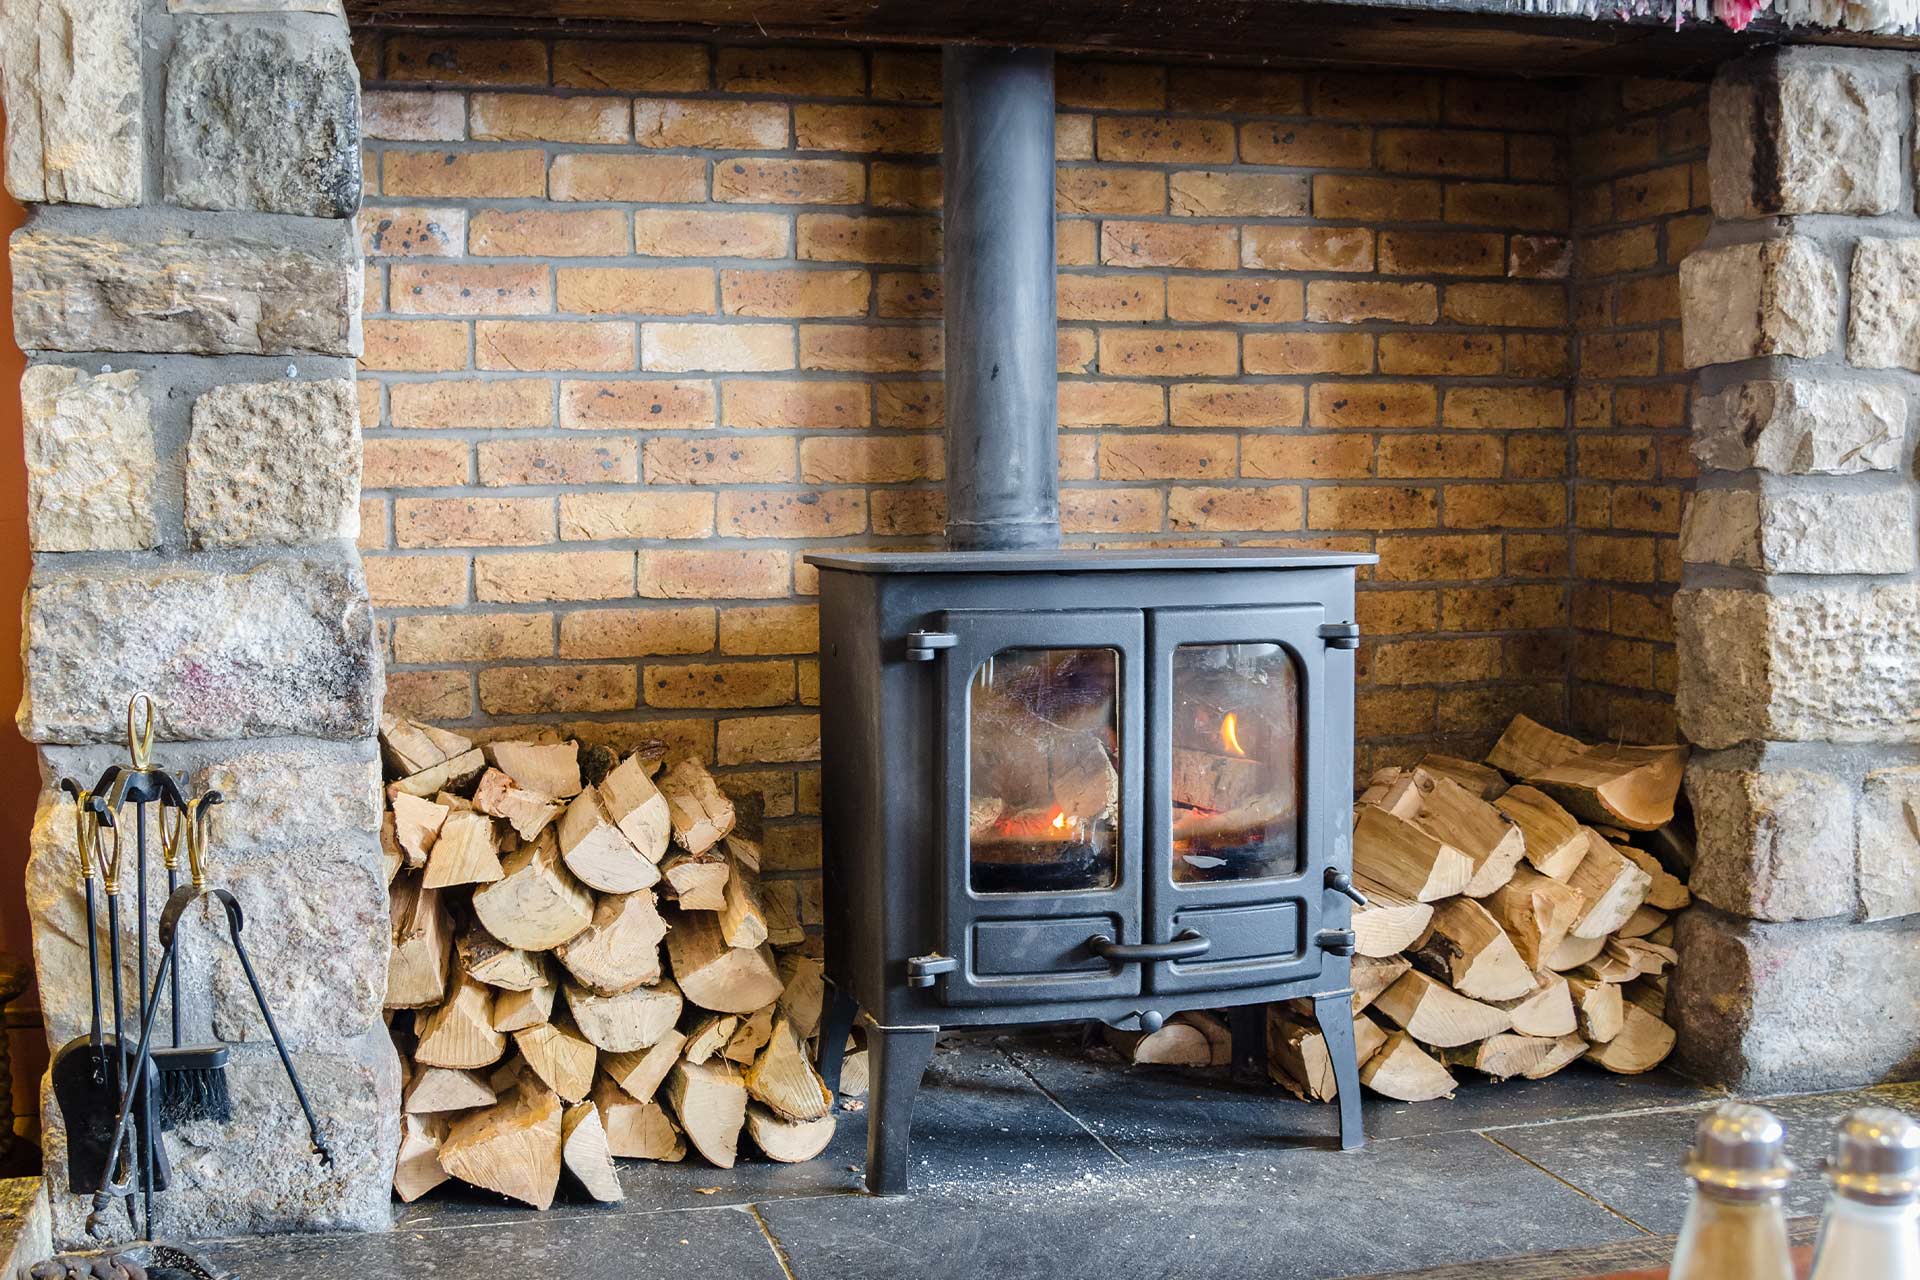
<box><xmin>49</xmin><ymin>784</ymin><xmax>166</xmax><ymax>1197</ymax></box>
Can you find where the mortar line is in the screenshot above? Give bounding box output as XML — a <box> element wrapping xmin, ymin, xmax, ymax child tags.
<box><xmin>999</xmin><ymin>1044</ymin><xmax>1133</xmax><ymax>1167</ymax></box>
<box><xmin>1477</xmin><ymin>1130</ymin><xmax>1657</xmax><ymax>1236</ymax></box>
<box><xmin>748</xmin><ymin>1203</ymin><xmax>803</xmax><ymax>1280</ymax></box>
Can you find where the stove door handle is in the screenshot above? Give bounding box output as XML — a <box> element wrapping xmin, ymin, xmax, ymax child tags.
<box><xmin>1085</xmin><ymin>930</ymin><xmax>1211</xmax><ymax>964</ymax></box>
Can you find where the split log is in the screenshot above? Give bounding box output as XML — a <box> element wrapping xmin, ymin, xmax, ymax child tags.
<box><xmin>1565</xmin><ymin>830</ymin><xmax>1653</xmax><ymax>939</ymax></box>
<box><xmin>662</xmin><ymin>848</ymin><xmax>730</xmax><ymax>911</ymax></box>
<box><xmin>719</xmin><ymin>862</ymin><xmax>770</xmax><ymax>949</ymax></box>
<box><xmin>684</xmin><ymin>1015</ymin><xmax>740</xmax><ymax>1065</ymax></box>
<box><xmin>492</xmin><ymin>979</ymin><xmax>556</xmax><ymax>1035</ymax></box>
<box><xmin>1484</xmin><ymin>868</ymin><xmax>1586</xmax><ymax>970</ymax></box>
<box><xmin>1604</xmin><ymin>935</ymin><xmax>1677</xmax><ymax>978</ymax></box>
<box><xmin>594</xmin><ymin>1075</ymin><xmax>686</xmax><ymax>1161</ymax></box>
<box><xmin>759</xmin><ymin>877</ymin><xmax>805</xmax><ymax>947</ymax></box>
<box><xmin>1492</xmin><ymin>786</ymin><xmax>1587</xmax><ymax>881</ymax></box>
<box><xmin>386</xmin><ymin>876</ymin><xmax>452</xmax><ymax>1009</ymax></box>
<box><xmin>745</xmin><ymin>1017</ymin><xmax>832</xmax><ymax>1122</ymax></box>
<box><xmin>1486</xmin><ymin>714</ymin><xmax>1687</xmax><ymax>832</ymax></box>
<box><xmin>746</xmin><ymin>1105</ymin><xmax>836</xmax><ymax>1164</ymax></box>
<box><xmin>603</xmin><ymin>1029</ymin><xmax>688</xmax><ymax>1103</ymax></box>
<box><xmin>1172</xmin><ymin>747</ymin><xmax>1266</xmax><ymax>811</ymax></box>
<box><xmin>1360</xmin><ymin>1030</ymin><xmax>1456</xmax><ymax>1102</ymax></box>
<box><xmin>1616</xmin><ymin>844</ymin><xmax>1690</xmax><ymax>911</ymax></box>
<box><xmin>666</xmin><ymin>912</ymin><xmax>785</xmax><ymax>1013</ymax></box>
<box><xmin>440</xmin><ymin>1084</ymin><xmax>564</xmax><ymax>1210</ymax></box>
<box><xmin>561</xmin><ymin>1101</ymin><xmax>624</xmax><ymax>1203</ymax></box>
<box><xmin>1352</xmin><ymin>804</ymin><xmax>1473</xmax><ymax>902</ymax></box>
<box><xmin>557</xmin><ymin>787</ymin><xmax>657</xmax><ymax>894</ymax></box>
<box><xmin>1103</xmin><ymin>1020</ymin><xmax>1212</xmax><ymax>1066</ymax></box>
<box><xmin>1372</xmin><ymin>970</ymin><xmax>1512</xmax><ymax>1048</ymax></box>
<box><xmin>404</xmin><ymin>1066</ymin><xmax>496</xmax><ymax>1115</ymax></box>
<box><xmin>1352</xmin><ymin>875</ymin><xmax>1435</xmax><ymax>958</ymax></box>
<box><xmin>664</xmin><ymin>1058</ymin><xmax>749</xmax><ymax>1169</ymax></box>
<box><xmin>389</xmin><ymin>748</ymin><xmax>486</xmax><ymax>802</ymax></box>
<box><xmin>1566</xmin><ymin>974</ymin><xmax>1624</xmax><ymax>1043</ymax></box>
<box><xmin>1407</xmin><ymin>897</ymin><xmax>1536</xmax><ymax>1002</ymax></box>
<box><xmin>725</xmin><ymin>1005</ymin><xmax>775</xmax><ymax>1065</ymax></box>
<box><xmin>457</xmin><ymin>926</ymin><xmax>547</xmax><ymax>992</ymax></box>
<box><xmin>493</xmin><ymin>741</ymin><xmax>583</xmax><ymax>800</ymax></box>
<box><xmin>391</xmin><ymin>793</ymin><xmax>448</xmax><ymax>869</ymax></box>
<box><xmin>777</xmin><ymin>954</ymin><xmax>825</xmax><ymax>1039</ymax></box>
<box><xmin>414</xmin><ymin>974</ymin><xmax>506</xmax><ymax>1070</ymax></box>
<box><xmin>1441</xmin><ymin>1033</ymin><xmax>1587</xmax><ymax>1081</ymax></box>
<box><xmin>422</xmin><ymin>809</ymin><xmax>505</xmax><ymax>890</ymax></box>
<box><xmin>1351</xmin><ymin>954</ymin><xmax>1412</xmax><ymax>1014</ymax></box>
<box><xmin>472</xmin><ymin>829</ymin><xmax>595</xmax><ymax>951</ymax></box>
<box><xmin>1416</xmin><ymin>754</ymin><xmax>1508</xmax><ymax>801</ymax></box>
<box><xmin>381</xmin><ymin>715</ymin><xmax>474</xmax><ymax>777</ymax></box>
<box><xmin>660</xmin><ymin>759</ymin><xmax>738</xmax><ymax>855</ymax></box>
<box><xmin>1172</xmin><ymin>1010</ymin><xmax>1233</xmax><ymax>1067</ymax></box>
<box><xmin>599</xmin><ymin>753</ymin><xmax>672</xmax><ymax>863</ymax></box>
<box><xmin>554</xmin><ymin>890</ymin><xmax>668</xmax><ymax>995</ymax></box>
<box><xmin>474</xmin><ymin>768</ymin><xmax>563</xmax><ymax>842</ymax></box>
<box><xmin>839</xmin><ymin>1049</ymin><xmax>868</xmax><ymax>1097</ymax></box>
<box><xmin>1489</xmin><ymin>971</ymin><xmax>1577</xmax><ymax>1039</ymax></box>
<box><xmin>565</xmin><ymin>979</ymin><xmax>685</xmax><ymax>1054</ymax></box>
<box><xmin>382</xmin><ymin>812</ymin><xmax>404</xmax><ymax>884</ymax></box>
<box><xmin>1617</xmin><ymin>906</ymin><xmax>1666</xmax><ymax>939</ymax></box>
<box><xmin>1625</xmin><ymin>975</ymin><xmax>1668</xmax><ymax>1020</ymax></box>
<box><xmin>1583</xmin><ymin>999</ymin><xmax>1675</xmax><ymax>1074</ymax></box>
<box><xmin>515</xmin><ymin>1016</ymin><xmax>597</xmax><ymax>1104</ymax></box>
<box><xmin>394</xmin><ymin>1112</ymin><xmax>449</xmax><ymax>1203</ymax></box>
<box><xmin>1544</xmin><ymin>930</ymin><xmax>1607</xmax><ymax>972</ymax></box>
<box><xmin>1266</xmin><ymin>1007</ymin><xmax>1388</xmax><ymax>1102</ymax></box>
<box><xmin>1378</xmin><ymin>769</ymin><xmax>1525</xmax><ymax>897</ymax></box>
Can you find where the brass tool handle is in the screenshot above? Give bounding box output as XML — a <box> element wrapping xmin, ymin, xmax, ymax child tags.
<box><xmin>125</xmin><ymin>693</ymin><xmax>157</xmax><ymax>770</ymax></box>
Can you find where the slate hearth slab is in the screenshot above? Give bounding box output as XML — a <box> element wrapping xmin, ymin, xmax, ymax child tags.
<box><xmin>757</xmin><ymin>1128</ymin><xmax>1643</xmax><ymax>1280</ymax></box>
<box><xmin>1000</xmin><ymin>1033</ymin><xmax>1718</xmax><ymax>1162</ymax></box>
<box><xmin>1494</xmin><ymin>1081</ymin><xmax>1920</xmax><ymax>1235</ymax></box>
<box><xmin>201</xmin><ymin>1199</ymin><xmax>786</xmax><ymax>1280</ymax></box>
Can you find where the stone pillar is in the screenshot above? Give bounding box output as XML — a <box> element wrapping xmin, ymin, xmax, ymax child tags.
<box><xmin>1673</xmin><ymin>46</ymin><xmax>1920</xmax><ymax>1093</ymax></box>
<box><xmin>3</xmin><ymin>0</ymin><xmax>397</xmax><ymax>1244</ymax></box>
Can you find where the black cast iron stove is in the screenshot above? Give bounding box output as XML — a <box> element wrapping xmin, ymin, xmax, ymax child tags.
<box><xmin>805</xmin><ymin>46</ymin><xmax>1374</xmax><ymax>1195</ymax></box>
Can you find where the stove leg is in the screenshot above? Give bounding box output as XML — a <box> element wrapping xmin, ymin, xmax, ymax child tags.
<box><xmin>815</xmin><ymin>979</ymin><xmax>860</xmax><ymax>1094</ymax></box>
<box><xmin>1314</xmin><ymin>990</ymin><xmax>1366</xmax><ymax>1151</ymax></box>
<box><xmin>863</xmin><ymin>1022</ymin><xmax>937</xmax><ymax>1196</ymax></box>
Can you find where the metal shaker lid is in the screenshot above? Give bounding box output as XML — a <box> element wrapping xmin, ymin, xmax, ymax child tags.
<box><xmin>1684</xmin><ymin>1102</ymin><xmax>1794</xmax><ymax>1195</ymax></box>
<box><xmin>1827</xmin><ymin>1107</ymin><xmax>1920</xmax><ymax>1203</ymax></box>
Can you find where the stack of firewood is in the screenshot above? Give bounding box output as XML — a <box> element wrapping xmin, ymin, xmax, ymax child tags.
<box><xmin>379</xmin><ymin>716</ymin><xmax>838</xmax><ymax>1210</ymax></box>
<box><xmin>1111</xmin><ymin>715</ymin><xmax>1691</xmax><ymax>1104</ymax></box>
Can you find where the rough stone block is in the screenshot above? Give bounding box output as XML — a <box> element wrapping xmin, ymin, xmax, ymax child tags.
<box><xmin>1861</xmin><ymin>765</ymin><xmax>1920</xmax><ymax>921</ymax></box>
<box><xmin>1686</xmin><ymin>757</ymin><xmax>1858</xmax><ymax>921</ymax></box>
<box><xmin>1675</xmin><ymin>584</ymin><xmax>1920</xmax><ymax>749</ymax></box>
<box><xmin>1691</xmin><ymin>377</ymin><xmax>1906</xmax><ymax>474</ymax></box>
<box><xmin>1848</xmin><ymin>237</ymin><xmax>1920</xmax><ymax>370</ymax></box>
<box><xmin>187</xmin><ymin>378</ymin><xmax>361</xmax><ymax>547</ymax></box>
<box><xmin>1680</xmin><ymin>237</ymin><xmax>1839</xmax><ymax>368</ymax></box>
<box><xmin>12</xmin><ymin>223</ymin><xmax>360</xmax><ymax>356</ymax></box>
<box><xmin>39</xmin><ymin>1034</ymin><xmax>398</xmax><ymax>1246</ymax></box>
<box><xmin>1679</xmin><ymin>487</ymin><xmax>1918</xmax><ymax>574</ymax></box>
<box><xmin>1</xmin><ymin>0</ymin><xmax>142</xmax><ymax>207</ymax></box>
<box><xmin>1669</xmin><ymin>909</ymin><xmax>1920</xmax><ymax>1092</ymax></box>
<box><xmin>22</xmin><ymin>557</ymin><xmax>379</xmax><ymax>744</ymax></box>
<box><xmin>20</xmin><ymin>365</ymin><xmax>155</xmax><ymax>551</ymax></box>
<box><xmin>163</xmin><ymin>17</ymin><xmax>360</xmax><ymax>217</ymax></box>
<box><xmin>1710</xmin><ymin>56</ymin><xmax>1900</xmax><ymax>217</ymax></box>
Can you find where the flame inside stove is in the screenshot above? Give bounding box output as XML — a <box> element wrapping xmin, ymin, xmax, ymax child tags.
<box><xmin>1220</xmin><ymin>712</ymin><xmax>1245</xmax><ymax>757</ymax></box>
<box><xmin>1051</xmin><ymin>808</ymin><xmax>1066</xmax><ymax>831</ymax></box>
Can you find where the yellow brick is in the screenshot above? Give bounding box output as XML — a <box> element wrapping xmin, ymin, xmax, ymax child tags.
<box><xmin>642</xmin><ymin>322</ymin><xmax>793</xmax><ymax>373</ymax></box>
<box><xmin>556</xmin><ymin>266</ymin><xmax>714</xmax><ymax>316</ymax></box>
<box><xmin>1369</xmin><ymin>638</ymin><xmax>1503</xmax><ymax>685</ymax></box>
<box><xmin>1056</xmin><ymin>59</ymin><xmax>1165</xmax><ymax>109</ymax></box>
<box><xmin>875</xmin><ymin>272</ymin><xmax>942</xmax><ymax>318</ymax></box>
<box><xmin>634</xmin><ymin>99</ymin><xmax>788</xmax><ymax>149</ymax></box>
<box><xmin>391</xmin><ymin>378</ymin><xmax>551</xmax><ymax>430</ymax></box>
<box><xmin>870</xmin><ymin>162</ymin><xmax>941</xmax><ymax>210</ymax></box>
<box><xmin>385</xmin><ymin>35</ymin><xmax>547</xmax><ymax>86</ymax></box>
<box><xmin>799</xmin><ymin>434</ymin><xmax>942</xmax><ymax>483</ymax></box>
<box><xmin>716</xmin><ymin>269</ymin><xmax>867</xmax><ymax>319</ymax></box>
<box><xmin>1312</xmin><ymin>72</ymin><xmax>1441</xmax><ymax>122</ymax></box>
<box><xmin>1314</xmin><ymin>175</ymin><xmax>1441</xmax><ymax>221</ymax></box>
<box><xmin>361</xmin><ymin>319</ymin><xmax>467</xmax><ymax>372</ymax></box>
<box><xmin>1056</xmin><ymin>219</ymin><xmax>1098</xmax><ymax>266</ymax></box>
<box><xmin>713</xmin><ymin>158</ymin><xmax>865</xmax><ymax>205</ymax></box>
<box><xmin>360</xmin><ymin>206</ymin><xmax>465</xmax><ymax>258</ymax></box>
<box><xmin>1374</xmin><ymin>534</ymin><xmax>1504</xmax><ymax>583</ymax></box>
<box><xmin>1165</xmin><ymin>276</ymin><xmax>1304</xmax><ymax>324</ymax></box>
<box><xmin>1055</xmin><ymin>115</ymin><xmax>1094</xmax><ymax>161</ymax></box>
<box><xmin>1306</xmin><ymin>280</ymin><xmax>1438</xmax><ymax>324</ymax></box>
<box><xmin>722</xmin><ymin>379</ymin><xmax>870</xmax><ymax>429</ymax></box>
<box><xmin>393</xmin><ymin>612</ymin><xmax>552</xmax><ymax>664</ymax></box>
<box><xmin>553</xmin><ymin>41</ymin><xmax>710</xmax><ymax>93</ymax></box>
<box><xmin>1357</xmin><ymin>591</ymin><xmax>1438</xmax><ymax>637</ymax></box>
<box><xmin>1377</xmin><ymin>128</ymin><xmax>1506</xmax><ymax>177</ymax></box>
<box><xmin>480</xmin><ymin>664</ymin><xmax>637</xmax><ymax>715</ymax></box>
<box><xmin>1310</xmin><ymin>486</ymin><xmax>1436</xmax><ymax>530</ymax></box>
<box><xmin>362</xmin><ymin>89</ymin><xmax>465</xmax><ymax>143</ymax></box>
<box><xmin>477</xmin><ymin>438</ymin><xmax>637</xmax><ymax>487</ymax></box>
<box><xmin>638</xmin><ymin>549</ymin><xmax>790</xmax><ymax>599</ymax></box>
<box><xmin>383</xmin><ymin>150</ymin><xmax>545</xmax><ymax>199</ymax></box>
<box><xmin>1242</xmin><ymin>333</ymin><xmax>1374</xmax><ymax>376</ymax></box>
<box><xmin>633</xmin><ymin>210</ymin><xmax>789</xmax><ymax>259</ymax></box>
<box><xmin>1060</xmin><ymin>488</ymin><xmax>1163</xmax><ymax>534</ymax></box>
<box><xmin>1169</xmin><ymin>171</ymin><xmax>1309</xmax><ymax>218</ymax></box>
<box><xmin>549</xmin><ymin>153</ymin><xmax>708</xmax><ymax>203</ymax></box>
<box><xmin>1095</xmin><ymin>116</ymin><xmax>1234</xmax><ymax>164</ymax></box>
<box><xmin>718</xmin><ymin>489</ymin><xmax>867</xmax><ymax>538</ymax></box>
<box><xmin>1098</xmin><ymin>329</ymin><xmax>1237</xmax><ymax>378</ymax></box>
<box><xmin>799</xmin><ymin>324</ymin><xmax>941</xmax><ymax>373</ymax></box>
<box><xmin>875</xmin><ymin>381</ymin><xmax>941</xmax><ymax>428</ymax></box>
<box><xmin>1099</xmin><ymin>220</ymin><xmax>1237</xmax><ymax>271</ymax></box>
<box><xmin>558</xmin><ymin>606</ymin><xmax>716</xmax><ymax>659</ymax></box>
<box><xmin>796</xmin><ymin>214</ymin><xmax>939</xmax><ymax>265</ymax></box>
<box><xmin>1242</xmin><ymin>226</ymin><xmax>1374</xmax><ymax>273</ymax></box>
<box><xmin>719</xmin><ymin>604</ymin><xmax>819</xmax><ymax>655</ymax></box>
<box><xmin>1508</xmin><ymin>333</ymin><xmax>1571</xmax><ymax>378</ymax></box>
<box><xmin>476</xmin><ymin>551</ymin><xmax>636</xmax><ymax>602</ymax></box>
<box><xmin>1240</xmin><ymin>434</ymin><xmax>1372</xmax><ymax>479</ymax></box>
<box><xmin>395</xmin><ymin>496</ymin><xmax>553</xmax><ymax>548</ymax></box>
<box><xmin>384</xmin><ymin>671</ymin><xmax>473</xmax><ymax>722</ymax></box>
<box><xmin>1055</xmin><ymin>167</ymin><xmax>1166</xmax><ymax>216</ymax></box>
<box><xmin>1309</xmin><ymin>383</ymin><xmax>1437</xmax><ymax>429</ymax></box>
<box><xmin>1377</xmin><ymin>230</ymin><xmax>1505</xmax><ymax>277</ymax></box>
<box><xmin>363</xmin><ymin>438</ymin><xmax>468</xmax><ymax>489</ymax></box>
<box><xmin>470</xmin><ymin>208</ymin><xmax>627</xmax><ymax>258</ymax></box>
<box><xmin>1443</xmin><ymin>282</ymin><xmax>1566</xmax><ymax>329</ymax></box>
<box><xmin>559</xmin><ymin>491</ymin><xmax>715</xmax><ymax>541</ymax></box>
<box><xmin>870</xmin><ymin>50</ymin><xmax>941</xmax><ymax>103</ymax></box>
<box><xmin>477</xmin><ymin>320</ymin><xmax>633</xmax><ymax>372</ymax></box>
<box><xmin>1170</xmin><ymin>67</ymin><xmax>1304</xmax><ymax>113</ymax></box>
<box><xmin>869</xmin><ymin>489</ymin><xmax>944</xmax><ymax>536</ymax></box>
<box><xmin>644</xmin><ymin>660</ymin><xmax>795</xmax><ymax>709</ymax></box>
<box><xmin>560</xmin><ymin>379</ymin><xmax>714</xmax><ymax>430</ymax></box>
<box><xmin>1166</xmin><ymin>485</ymin><xmax>1304</xmax><ymax>532</ymax></box>
<box><xmin>717</xmin><ymin>714</ymin><xmax>820</xmax><ymax>765</ymax></box>
<box><xmin>644</xmin><ymin>436</ymin><xmax>794</xmax><ymax>484</ymax></box>
<box><xmin>1444</xmin><ymin>483</ymin><xmax>1564</xmax><ymax>529</ymax></box>
<box><xmin>1059</xmin><ymin>381</ymin><xmax>1166</xmax><ymax>427</ymax></box>
<box><xmin>794</xmin><ymin>105</ymin><xmax>940</xmax><ymax>154</ymax></box>
<box><xmin>390</xmin><ymin>263</ymin><xmax>550</xmax><ymax>316</ymax></box>
<box><xmin>1442</xmin><ymin>386</ymin><xmax>1566</xmax><ymax>430</ymax></box>
<box><xmin>1577</xmin><ymin>435</ymin><xmax>1658</xmax><ymax>481</ymax></box>
<box><xmin>1376</xmin><ymin>333</ymin><xmax>1501</xmax><ymax>376</ymax></box>
<box><xmin>470</xmin><ymin>93</ymin><xmax>629</xmax><ymax>144</ymax></box>
<box><xmin>1238</xmin><ymin>121</ymin><xmax>1370</xmax><ymax>168</ymax></box>
<box><xmin>365</xmin><ymin>553</ymin><xmax>468</xmax><ymax>607</ymax></box>
<box><xmin>1442</xmin><ymin>584</ymin><xmax>1568</xmax><ymax>632</ymax></box>
<box><xmin>1377</xmin><ymin>434</ymin><xmax>1503</xmax><ymax>479</ymax></box>
<box><xmin>1058</xmin><ymin>275</ymin><xmax>1164</xmax><ymax>323</ymax></box>
<box><xmin>1444</xmin><ymin>182</ymin><xmax>1569</xmax><ymax>230</ymax></box>
<box><xmin>717</xmin><ymin>46</ymin><xmax>864</xmax><ymax>95</ymax></box>
<box><xmin>1099</xmin><ymin>433</ymin><xmax>1236</xmax><ymax>481</ymax></box>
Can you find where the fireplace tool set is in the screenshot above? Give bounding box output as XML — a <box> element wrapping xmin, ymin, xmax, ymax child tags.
<box><xmin>50</xmin><ymin>695</ymin><xmax>330</xmax><ymax>1243</ymax></box>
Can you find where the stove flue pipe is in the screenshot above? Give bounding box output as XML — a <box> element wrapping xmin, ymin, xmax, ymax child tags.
<box><xmin>941</xmin><ymin>46</ymin><xmax>1061</xmax><ymax>552</ymax></box>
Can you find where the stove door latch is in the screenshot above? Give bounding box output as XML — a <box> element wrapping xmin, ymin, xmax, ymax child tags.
<box><xmin>1318</xmin><ymin>621</ymin><xmax>1362</xmax><ymax>650</ymax></box>
<box><xmin>906</xmin><ymin>953</ymin><xmax>958</xmax><ymax>987</ymax></box>
<box><xmin>1315</xmin><ymin>929</ymin><xmax>1358</xmax><ymax>957</ymax></box>
<box><xmin>904</xmin><ymin>630</ymin><xmax>959</xmax><ymax>662</ymax></box>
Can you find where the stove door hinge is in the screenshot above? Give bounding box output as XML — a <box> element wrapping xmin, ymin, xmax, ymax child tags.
<box><xmin>1315</xmin><ymin>929</ymin><xmax>1358</xmax><ymax>957</ymax></box>
<box><xmin>1318</xmin><ymin>621</ymin><xmax>1361</xmax><ymax>650</ymax></box>
<box><xmin>904</xmin><ymin>630</ymin><xmax>959</xmax><ymax>662</ymax></box>
<box><xmin>906</xmin><ymin>953</ymin><xmax>959</xmax><ymax>987</ymax></box>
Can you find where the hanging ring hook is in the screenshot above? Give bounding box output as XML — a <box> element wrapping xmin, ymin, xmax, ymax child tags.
<box><xmin>125</xmin><ymin>692</ymin><xmax>157</xmax><ymax>771</ymax></box>
<box><xmin>158</xmin><ymin>802</ymin><xmax>185</xmax><ymax>873</ymax></box>
<box><xmin>97</xmin><ymin>774</ymin><xmax>128</xmax><ymax>894</ymax></box>
<box><xmin>59</xmin><ymin>780</ymin><xmax>96</xmax><ymax>885</ymax></box>
<box><xmin>187</xmin><ymin>792</ymin><xmax>221</xmax><ymax>892</ymax></box>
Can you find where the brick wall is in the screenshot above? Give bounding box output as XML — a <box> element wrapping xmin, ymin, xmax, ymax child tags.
<box><xmin>1567</xmin><ymin>79</ymin><xmax>1709</xmax><ymax>742</ymax></box>
<box><xmin>351</xmin><ymin>31</ymin><xmax>1696</xmax><ymax>874</ymax></box>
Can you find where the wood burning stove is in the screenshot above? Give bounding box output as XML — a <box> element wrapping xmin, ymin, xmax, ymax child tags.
<box><xmin>805</xmin><ymin>47</ymin><xmax>1374</xmax><ymax>1194</ymax></box>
